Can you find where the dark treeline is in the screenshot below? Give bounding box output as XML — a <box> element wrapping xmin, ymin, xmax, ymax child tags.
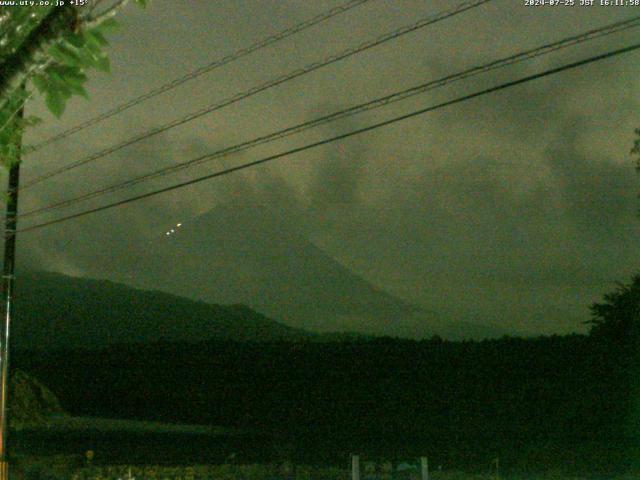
<box><xmin>11</xmin><ymin>332</ymin><xmax>639</xmax><ymax>476</ymax></box>
<box><xmin>10</xmin><ymin>274</ymin><xmax>640</xmax><ymax>475</ymax></box>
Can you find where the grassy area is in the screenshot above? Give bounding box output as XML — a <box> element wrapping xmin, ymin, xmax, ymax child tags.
<box><xmin>42</xmin><ymin>416</ymin><xmax>247</xmax><ymax>435</ymax></box>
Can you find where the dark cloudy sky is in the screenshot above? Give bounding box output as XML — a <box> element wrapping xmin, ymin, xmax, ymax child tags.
<box><xmin>11</xmin><ymin>0</ymin><xmax>640</xmax><ymax>337</ymax></box>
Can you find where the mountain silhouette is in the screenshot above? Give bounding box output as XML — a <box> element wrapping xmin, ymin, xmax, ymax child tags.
<box><xmin>13</xmin><ymin>270</ymin><xmax>312</xmax><ymax>350</ymax></box>
<box><xmin>120</xmin><ymin>203</ymin><xmax>508</xmax><ymax>339</ymax></box>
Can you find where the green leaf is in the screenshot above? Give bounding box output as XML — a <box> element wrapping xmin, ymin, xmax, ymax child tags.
<box><xmin>22</xmin><ymin>115</ymin><xmax>43</xmax><ymax>127</ymax></box>
<box><xmin>13</xmin><ymin>115</ymin><xmax>43</xmax><ymax>130</ymax></box>
<box><xmin>82</xmin><ymin>35</ymin><xmax>104</xmax><ymax>56</ymax></box>
<box><xmin>47</xmin><ymin>70</ymin><xmax>74</xmax><ymax>99</ymax></box>
<box><xmin>84</xmin><ymin>29</ymin><xmax>109</xmax><ymax>47</ymax></box>
<box><xmin>64</xmin><ymin>32</ymin><xmax>86</xmax><ymax>49</ymax></box>
<box><xmin>94</xmin><ymin>54</ymin><xmax>110</xmax><ymax>73</ymax></box>
<box><xmin>64</xmin><ymin>72</ymin><xmax>88</xmax><ymax>88</ymax></box>
<box><xmin>45</xmin><ymin>91</ymin><xmax>66</xmax><ymax>118</ymax></box>
<box><xmin>49</xmin><ymin>43</ymin><xmax>82</xmax><ymax>68</ymax></box>
<box><xmin>1</xmin><ymin>143</ymin><xmax>21</xmax><ymax>168</ymax></box>
<box><xmin>77</xmin><ymin>47</ymin><xmax>99</xmax><ymax>69</ymax></box>
<box><xmin>48</xmin><ymin>65</ymin><xmax>87</xmax><ymax>86</ymax></box>
<box><xmin>133</xmin><ymin>0</ymin><xmax>149</xmax><ymax>8</ymax></box>
<box><xmin>31</xmin><ymin>74</ymin><xmax>48</xmax><ymax>94</ymax></box>
<box><xmin>67</xmin><ymin>83</ymin><xmax>89</xmax><ymax>100</ymax></box>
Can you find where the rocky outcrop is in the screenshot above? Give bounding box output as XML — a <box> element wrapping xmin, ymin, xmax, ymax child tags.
<box><xmin>9</xmin><ymin>369</ymin><xmax>65</xmax><ymax>429</ymax></box>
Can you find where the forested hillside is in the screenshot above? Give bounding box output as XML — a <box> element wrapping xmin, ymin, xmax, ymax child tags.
<box><xmin>13</xmin><ymin>331</ymin><xmax>638</xmax><ymax>476</ymax></box>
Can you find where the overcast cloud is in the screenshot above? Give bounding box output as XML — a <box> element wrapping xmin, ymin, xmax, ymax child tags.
<box><xmin>10</xmin><ymin>0</ymin><xmax>640</xmax><ymax>337</ymax></box>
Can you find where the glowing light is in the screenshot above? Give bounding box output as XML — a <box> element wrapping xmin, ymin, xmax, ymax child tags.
<box><xmin>165</xmin><ymin>222</ymin><xmax>184</xmax><ymax>236</ymax></box>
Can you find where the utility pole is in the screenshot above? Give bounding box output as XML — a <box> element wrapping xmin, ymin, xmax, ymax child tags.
<box><xmin>0</xmin><ymin>101</ymin><xmax>23</xmax><ymax>480</ymax></box>
<box><xmin>0</xmin><ymin>4</ymin><xmax>140</xmax><ymax>478</ymax></box>
<box><xmin>352</xmin><ymin>454</ymin><xmax>360</xmax><ymax>480</ymax></box>
<box><xmin>420</xmin><ymin>456</ymin><xmax>428</xmax><ymax>480</ymax></box>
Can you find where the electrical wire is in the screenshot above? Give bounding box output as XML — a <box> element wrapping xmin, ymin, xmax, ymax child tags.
<box><xmin>21</xmin><ymin>0</ymin><xmax>492</xmax><ymax>189</ymax></box>
<box><xmin>18</xmin><ymin>13</ymin><xmax>640</xmax><ymax>219</ymax></box>
<box><xmin>17</xmin><ymin>41</ymin><xmax>640</xmax><ymax>233</ymax></box>
<box><xmin>25</xmin><ymin>0</ymin><xmax>373</xmax><ymax>153</ymax></box>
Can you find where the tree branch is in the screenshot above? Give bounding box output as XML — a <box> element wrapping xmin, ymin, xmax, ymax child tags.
<box><xmin>0</xmin><ymin>92</ymin><xmax>33</xmax><ymax>135</ymax></box>
<box><xmin>0</xmin><ymin>59</ymin><xmax>51</xmax><ymax>137</ymax></box>
<box><xmin>86</xmin><ymin>0</ymin><xmax>109</xmax><ymax>18</ymax></box>
<box><xmin>0</xmin><ymin>5</ymin><xmax>76</xmax><ymax>99</ymax></box>
<box><xmin>84</xmin><ymin>0</ymin><xmax>131</xmax><ymax>29</ymax></box>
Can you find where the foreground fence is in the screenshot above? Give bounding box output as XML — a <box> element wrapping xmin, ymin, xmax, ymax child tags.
<box><xmin>19</xmin><ymin>460</ymin><xmax>493</xmax><ymax>480</ymax></box>
<box><xmin>17</xmin><ymin>456</ymin><xmax>632</xmax><ymax>480</ymax></box>
<box><xmin>70</xmin><ymin>463</ymin><xmax>349</xmax><ymax>480</ymax></box>
<box><xmin>350</xmin><ymin>455</ymin><xmax>430</xmax><ymax>480</ymax></box>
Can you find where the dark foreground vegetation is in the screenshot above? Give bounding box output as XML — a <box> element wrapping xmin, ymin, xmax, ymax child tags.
<box><xmin>14</xmin><ymin>461</ymin><xmax>640</xmax><ymax>480</ymax></box>
<box><xmin>10</xmin><ymin>275</ymin><xmax>640</xmax><ymax>478</ymax></box>
<box><xmin>11</xmin><ymin>333</ymin><xmax>638</xmax><ymax>477</ymax></box>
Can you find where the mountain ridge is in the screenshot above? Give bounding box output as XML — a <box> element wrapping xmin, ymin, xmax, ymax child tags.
<box><xmin>119</xmin><ymin>203</ymin><xmax>508</xmax><ymax>339</ymax></box>
<box><xmin>13</xmin><ymin>270</ymin><xmax>313</xmax><ymax>350</ymax></box>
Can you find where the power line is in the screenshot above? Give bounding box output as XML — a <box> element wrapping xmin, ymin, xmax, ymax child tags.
<box><xmin>24</xmin><ymin>0</ymin><xmax>373</xmax><ymax>153</ymax></box>
<box><xmin>21</xmin><ymin>0</ymin><xmax>492</xmax><ymax>189</ymax></box>
<box><xmin>17</xmin><ymin>41</ymin><xmax>640</xmax><ymax>234</ymax></box>
<box><xmin>19</xmin><ymin>14</ymin><xmax>640</xmax><ymax>219</ymax></box>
